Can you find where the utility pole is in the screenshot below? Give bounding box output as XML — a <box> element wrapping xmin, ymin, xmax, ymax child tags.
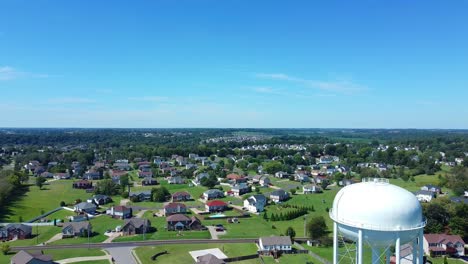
<box><xmin>36</xmin><ymin>224</ymin><xmax>38</xmax><ymax>245</ymax></box>
<box><xmin>87</xmin><ymin>224</ymin><xmax>90</xmax><ymax>250</ymax></box>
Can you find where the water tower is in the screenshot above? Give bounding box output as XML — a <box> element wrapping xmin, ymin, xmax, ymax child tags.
<box><xmin>329</xmin><ymin>178</ymin><xmax>426</xmax><ymax>264</ymax></box>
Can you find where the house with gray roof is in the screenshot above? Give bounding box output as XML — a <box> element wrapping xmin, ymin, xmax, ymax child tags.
<box><xmin>269</xmin><ymin>189</ymin><xmax>289</xmax><ymax>203</ymax></box>
<box><xmin>203</xmin><ymin>189</ymin><xmax>224</xmax><ymax>200</ymax></box>
<box><xmin>129</xmin><ymin>190</ymin><xmax>152</xmax><ymax>201</ymax></box>
<box><xmin>62</xmin><ymin>222</ymin><xmax>92</xmax><ymax>238</ymax></box>
<box><xmin>11</xmin><ymin>250</ymin><xmax>56</xmax><ymax>264</ymax></box>
<box><xmin>243</xmin><ymin>194</ymin><xmax>266</xmax><ymax>213</ymax></box>
<box><xmin>259</xmin><ymin>236</ymin><xmax>292</xmax><ymax>252</ymax></box>
<box><xmin>0</xmin><ymin>224</ymin><xmax>32</xmax><ymax>240</ymax></box>
<box><xmin>196</xmin><ymin>254</ymin><xmax>225</xmax><ymax>264</ymax></box>
<box><xmin>73</xmin><ymin>202</ymin><xmax>97</xmax><ymax>214</ymax></box>
<box><xmin>415</xmin><ymin>190</ymin><xmax>435</xmax><ymax>203</ymax></box>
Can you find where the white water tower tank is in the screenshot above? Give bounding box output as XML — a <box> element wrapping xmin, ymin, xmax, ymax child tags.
<box><xmin>329</xmin><ymin>178</ymin><xmax>426</xmax><ymax>264</ymax></box>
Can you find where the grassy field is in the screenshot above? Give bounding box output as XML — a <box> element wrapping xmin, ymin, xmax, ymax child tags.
<box><xmin>1</xmin><ymin>179</ymin><xmax>92</xmax><ymax>222</ymax></box>
<box><xmin>134</xmin><ymin>243</ymin><xmax>258</xmax><ymax>264</ymax></box>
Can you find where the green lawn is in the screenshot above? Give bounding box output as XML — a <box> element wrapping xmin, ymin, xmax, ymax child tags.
<box><xmin>1</xmin><ymin>180</ymin><xmax>93</xmax><ymax>222</ymax></box>
<box><xmin>261</xmin><ymin>254</ymin><xmax>315</xmax><ymax>263</ymax></box>
<box><xmin>3</xmin><ymin>225</ymin><xmax>62</xmax><ymax>246</ymax></box>
<box><xmin>70</xmin><ymin>261</ymin><xmax>110</xmax><ymax>264</ymax></box>
<box><xmin>51</xmin><ymin>216</ymin><xmax>124</xmax><ymax>245</ymax></box>
<box><xmin>113</xmin><ymin>211</ymin><xmax>211</xmax><ymax>242</ymax></box>
<box><xmin>134</xmin><ymin>243</ymin><xmax>258</xmax><ymax>264</ymax></box>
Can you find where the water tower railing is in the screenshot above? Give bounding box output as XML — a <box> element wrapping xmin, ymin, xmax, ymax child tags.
<box><xmin>361</xmin><ymin>178</ymin><xmax>389</xmax><ymax>184</ymax></box>
<box><xmin>329</xmin><ymin>209</ymin><xmax>427</xmax><ymax>231</ymax></box>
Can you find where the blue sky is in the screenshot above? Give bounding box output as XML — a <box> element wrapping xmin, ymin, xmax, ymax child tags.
<box><xmin>1</xmin><ymin>1</ymin><xmax>467</xmax><ymax>128</ymax></box>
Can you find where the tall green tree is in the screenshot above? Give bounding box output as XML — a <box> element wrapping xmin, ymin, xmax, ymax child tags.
<box><xmin>285</xmin><ymin>226</ymin><xmax>296</xmax><ymax>241</ymax></box>
<box><xmin>35</xmin><ymin>176</ymin><xmax>46</xmax><ymax>190</ymax></box>
<box><xmin>307</xmin><ymin>216</ymin><xmax>328</xmax><ymax>240</ymax></box>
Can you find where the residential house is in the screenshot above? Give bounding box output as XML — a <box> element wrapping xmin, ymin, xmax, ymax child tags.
<box><xmin>166</xmin><ymin>214</ymin><xmax>202</xmax><ymax>231</ymax></box>
<box><xmin>11</xmin><ymin>250</ymin><xmax>56</xmax><ymax>264</ymax></box>
<box><xmin>421</xmin><ymin>185</ymin><xmax>441</xmax><ymax>194</ymax></box>
<box><xmin>415</xmin><ymin>190</ymin><xmax>435</xmax><ymax>203</ymax></box>
<box><xmin>138</xmin><ymin>171</ymin><xmax>153</xmax><ymax>178</ymax></box>
<box><xmin>129</xmin><ymin>191</ymin><xmax>152</xmax><ymax>201</ymax></box>
<box><xmin>206</xmin><ymin>200</ymin><xmax>228</xmax><ymax>212</ymax></box>
<box><xmin>168</xmin><ymin>176</ymin><xmax>184</xmax><ymax>184</ymax></box>
<box><xmin>87</xmin><ymin>194</ymin><xmax>112</xmax><ymax>205</ymax></box>
<box><xmin>62</xmin><ymin>222</ymin><xmax>92</xmax><ymax>238</ymax></box>
<box><xmin>196</xmin><ymin>254</ymin><xmax>225</xmax><ymax>264</ymax></box>
<box><xmin>40</xmin><ymin>172</ymin><xmax>54</xmax><ymax>179</ymax></box>
<box><xmin>203</xmin><ymin>189</ymin><xmax>224</xmax><ymax>200</ymax></box>
<box><xmin>303</xmin><ymin>184</ymin><xmax>322</xmax><ymax>194</ymax></box>
<box><xmin>172</xmin><ymin>191</ymin><xmax>191</xmax><ymax>202</ymax></box>
<box><xmin>175</xmin><ymin>156</ymin><xmax>187</xmax><ymax>166</ymax></box>
<box><xmin>252</xmin><ymin>175</ymin><xmax>271</xmax><ymax>187</ymax></box>
<box><xmin>269</xmin><ymin>190</ymin><xmax>289</xmax><ymax>203</ymax></box>
<box><xmin>319</xmin><ymin>156</ymin><xmax>334</xmax><ymax>164</ymax></box>
<box><xmin>72</xmin><ymin>180</ymin><xmax>93</xmax><ymax>189</ymax></box>
<box><xmin>106</xmin><ymin>206</ymin><xmax>132</xmax><ymax>219</ymax></box>
<box><xmin>243</xmin><ymin>195</ymin><xmax>267</xmax><ymax>213</ymax></box>
<box><xmin>326</xmin><ymin>165</ymin><xmax>337</xmax><ymax>175</ymax></box>
<box><xmin>74</xmin><ymin>202</ymin><xmax>97</xmax><ymax>214</ymax></box>
<box><xmin>84</xmin><ymin>170</ymin><xmax>101</xmax><ymax>180</ymax></box>
<box><xmin>114</xmin><ymin>161</ymin><xmax>131</xmax><ymax>171</ymax></box>
<box><xmin>142</xmin><ymin>177</ymin><xmax>157</xmax><ymax>186</ymax></box>
<box><xmin>0</xmin><ymin>224</ymin><xmax>32</xmax><ymax>240</ymax></box>
<box><xmin>230</xmin><ymin>183</ymin><xmax>251</xmax><ymax>197</ymax></box>
<box><xmin>194</xmin><ymin>173</ymin><xmax>209</xmax><ymax>186</ymax></box>
<box><xmin>122</xmin><ymin>218</ymin><xmax>151</xmax><ymax>236</ymax></box>
<box><xmin>295</xmin><ymin>173</ymin><xmax>310</xmax><ymax>183</ymax></box>
<box><xmin>423</xmin><ymin>234</ymin><xmax>465</xmax><ymax>256</ymax></box>
<box><xmin>186</xmin><ymin>163</ymin><xmax>197</xmax><ymax>170</ymax></box>
<box><xmin>258</xmin><ymin>236</ymin><xmax>293</xmax><ymax>252</ymax></box>
<box><xmin>226</xmin><ymin>173</ymin><xmax>247</xmax><ymax>184</ymax></box>
<box><xmin>164</xmin><ymin>202</ymin><xmax>187</xmax><ymax>216</ymax></box>
<box><xmin>274</xmin><ymin>171</ymin><xmax>288</xmax><ymax>178</ymax></box>
<box><xmin>53</xmin><ymin>173</ymin><xmax>70</xmax><ymax>180</ymax></box>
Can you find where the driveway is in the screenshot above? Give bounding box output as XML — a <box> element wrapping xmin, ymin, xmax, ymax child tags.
<box><xmin>207</xmin><ymin>226</ymin><xmax>226</xmax><ymax>240</ymax></box>
<box><xmin>106</xmin><ymin>246</ymin><xmax>137</xmax><ymax>264</ymax></box>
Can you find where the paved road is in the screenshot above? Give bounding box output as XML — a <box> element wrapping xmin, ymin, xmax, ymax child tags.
<box><xmin>12</xmin><ymin>238</ymin><xmax>268</xmax><ymax>251</ymax></box>
<box><xmin>106</xmin><ymin>246</ymin><xmax>136</xmax><ymax>264</ymax></box>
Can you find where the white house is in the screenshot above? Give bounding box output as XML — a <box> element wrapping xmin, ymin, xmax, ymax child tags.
<box><xmin>259</xmin><ymin>236</ymin><xmax>292</xmax><ymax>252</ymax></box>
<box><xmin>269</xmin><ymin>189</ymin><xmax>289</xmax><ymax>203</ymax></box>
<box><xmin>274</xmin><ymin>171</ymin><xmax>288</xmax><ymax>178</ymax></box>
<box><xmin>243</xmin><ymin>194</ymin><xmax>266</xmax><ymax>213</ymax></box>
<box><xmin>415</xmin><ymin>190</ymin><xmax>435</xmax><ymax>202</ymax></box>
<box><xmin>303</xmin><ymin>184</ymin><xmax>322</xmax><ymax>194</ymax></box>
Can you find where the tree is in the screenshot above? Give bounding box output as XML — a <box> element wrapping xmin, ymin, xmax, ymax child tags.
<box><xmin>1</xmin><ymin>244</ymin><xmax>10</xmax><ymax>255</ymax></box>
<box><xmin>120</xmin><ymin>174</ymin><xmax>130</xmax><ymax>188</ymax></box>
<box><xmin>307</xmin><ymin>216</ymin><xmax>328</xmax><ymax>240</ymax></box>
<box><xmin>35</xmin><ymin>176</ymin><xmax>46</xmax><ymax>190</ymax></box>
<box><xmin>285</xmin><ymin>226</ymin><xmax>296</xmax><ymax>241</ymax></box>
<box><xmin>95</xmin><ymin>179</ymin><xmax>120</xmax><ymax>196</ymax></box>
<box><xmin>263</xmin><ymin>161</ymin><xmax>284</xmax><ymax>174</ymax></box>
<box><xmin>60</xmin><ymin>201</ymin><xmax>66</xmax><ymax>207</ymax></box>
<box><xmin>151</xmin><ymin>186</ymin><xmax>170</xmax><ymax>202</ymax></box>
<box><xmin>290</xmin><ymin>189</ymin><xmax>296</xmax><ymax>195</ymax></box>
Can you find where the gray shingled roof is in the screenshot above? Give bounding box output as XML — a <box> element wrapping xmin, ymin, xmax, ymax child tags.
<box><xmin>260</xmin><ymin>236</ymin><xmax>292</xmax><ymax>246</ymax></box>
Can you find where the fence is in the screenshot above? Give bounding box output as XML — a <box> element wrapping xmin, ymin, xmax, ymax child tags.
<box><xmin>224</xmin><ymin>254</ymin><xmax>259</xmax><ymax>262</ymax></box>
<box><xmin>26</xmin><ymin>207</ymin><xmax>63</xmax><ymax>223</ymax></box>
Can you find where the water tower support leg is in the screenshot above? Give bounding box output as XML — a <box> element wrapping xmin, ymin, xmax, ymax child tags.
<box><xmin>333</xmin><ymin>222</ymin><xmax>338</xmax><ymax>264</ymax></box>
<box><xmin>385</xmin><ymin>248</ymin><xmax>391</xmax><ymax>264</ymax></box>
<box><xmin>357</xmin><ymin>229</ymin><xmax>363</xmax><ymax>264</ymax></box>
<box><xmin>371</xmin><ymin>247</ymin><xmax>379</xmax><ymax>264</ymax></box>
<box><xmin>418</xmin><ymin>229</ymin><xmax>424</xmax><ymax>264</ymax></box>
<box><xmin>395</xmin><ymin>236</ymin><xmax>401</xmax><ymax>264</ymax></box>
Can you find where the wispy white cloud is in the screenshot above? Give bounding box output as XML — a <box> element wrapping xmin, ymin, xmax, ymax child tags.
<box><xmin>47</xmin><ymin>97</ymin><xmax>96</xmax><ymax>104</ymax></box>
<box><xmin>0</xmin><ymin>66</ymin><xmax>19</xmax><ymax>80</ymax></box>
<box><xmin>255</xmin><ymin>72</ymin><xmax>366</xmax><ymax>93</ymax></box>
<box><xmin>252</xmin><ymin>87</ymin><xmax>282</xmax><ymax>95</ymax></box>
<box><xmin>0</xmin><ymin>66</ymin><xmax>51</xmax><ymax>81</ymax></box>
<box><xmin>128</xmin><ymin>96</ymin><xmax>169</xmax><ymax>102</ymax></box>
